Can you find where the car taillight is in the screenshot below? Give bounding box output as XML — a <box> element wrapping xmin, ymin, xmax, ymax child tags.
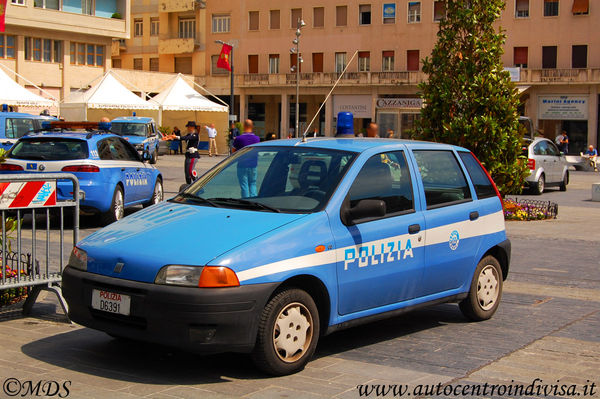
<box><xmin>527</xmin><ymin>159</ymin><xmax>535</xmax><ymax>170</ymax></box>
<box><xmin>0</xmin><ymin>164</ymin><xmax>24</xmax><ymax>171</ymax></box>
<box><xmin>62</xmin><ymin>165</ymin><xmax>100</xmax><ymax>172</ymax></box>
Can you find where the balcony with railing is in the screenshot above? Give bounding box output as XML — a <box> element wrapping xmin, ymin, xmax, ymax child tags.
<box><xmin>158</xmin><ymin>36</ymin><xmax>203</xmax><ymax>54</ymax></box>
<box><xmin>158</xmin><ymin>0</ymin><xmax>205</xmax><ymax>13</ymax></box>
<box><xmin>520</xmin><ymin>68</ymin><xmax>600</xmax><ymax>84</ymax></box>
<box><xmin>235</xmin><ymin>71</ymin><xmax>427</xmax><ymax>87</ymax></box>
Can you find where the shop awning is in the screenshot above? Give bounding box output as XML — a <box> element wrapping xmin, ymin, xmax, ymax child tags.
<box><xmin>572</xmin><ymin>0</ymin><xmax>589</xmax><ymax>14</ymax></box>
<box><xmin>517</xmin><ymin>86</ymin><xmax>531</xmax><ymax>94</ymax></box>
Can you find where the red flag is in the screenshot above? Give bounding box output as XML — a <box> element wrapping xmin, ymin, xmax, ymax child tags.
<box><xmin>0</xmin><ymin>0</ymin><xmax>7</xmax><ymax>33</ymax></box>
<box><xmin>217</xmin><ymin>44</ymin><xmax>232</xmax><ymax>71</ymax></box>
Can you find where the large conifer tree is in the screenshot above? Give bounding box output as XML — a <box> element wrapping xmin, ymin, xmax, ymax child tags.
<box><xmin>415</xmin><ymin>0</ymin><xmax>527</xmax><ymax>194</ymax></box>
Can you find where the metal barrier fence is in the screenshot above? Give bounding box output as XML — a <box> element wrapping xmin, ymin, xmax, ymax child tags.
<box><xmin>0</xmin><ymin>173</ymin><xmax>79</xmax><ymax>317</ymax></box>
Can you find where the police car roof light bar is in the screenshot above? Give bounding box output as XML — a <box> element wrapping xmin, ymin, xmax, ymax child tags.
<box><xmin>40</xmin><ymin>121</ymin><xmax>112</xmax><ymax>132</ymax></box>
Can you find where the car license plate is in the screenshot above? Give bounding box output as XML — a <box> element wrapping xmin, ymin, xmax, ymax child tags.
<box><xmin>91</xmin><ymin>289</ymin><xmax>131</xmax><ymax>316</ymax></box>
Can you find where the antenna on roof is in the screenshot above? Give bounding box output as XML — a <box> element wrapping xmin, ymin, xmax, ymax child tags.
<box><xmin>301</xmin><ymin>50</ymin><xmax>358</xmax><ymax>143</ymax></box>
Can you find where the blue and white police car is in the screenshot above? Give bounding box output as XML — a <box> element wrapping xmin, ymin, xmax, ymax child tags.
<box><xmin>62</xmin><ymin>138</ymin><xmax>510</xmax><ymax>375</ymax></box>
<box><xmin>0</xmin><ymin>121</ymin><xmax>163</xmax><ymax>225</ymax></box>
<box><xmin>0</xmin><ymin>111</ymin><xmax>57</xmax><ymax>151</ymax></box>
<box><xmin>110</xmin><ymin>117</ymin><xmax>160</xmax><ymax>164</ymax></box>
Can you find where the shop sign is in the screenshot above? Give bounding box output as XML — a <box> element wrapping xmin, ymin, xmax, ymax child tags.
<box><xmin>538</xmin><ymin>95</ymin><xmax>588</xmax><ymax>120</ymax></box>
<box><xmin>334</xmin><ymin>95</ymin><xmax>372</xmax><ymax>118</ymax></box>
<box><xmin>376</xmin><ymin>98</ymin><xmax>423</xmax><ymax>109</ymax></box>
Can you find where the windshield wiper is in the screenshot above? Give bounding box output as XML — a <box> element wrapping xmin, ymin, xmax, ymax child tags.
<box><xmin>176</xmin><ymin>193</ymin><xmax>220</xmax><ymax>207</ymax></box>
<box><xmin>209</xmin><ymin>198</ymin><xmax>281</xmax><ymax>213</ymax></box>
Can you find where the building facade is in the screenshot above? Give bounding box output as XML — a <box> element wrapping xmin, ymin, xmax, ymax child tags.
<box><xmin>1</xmin><ymin>0</ymin><xmax>131</xmax><ymax>111</ymax></box>
<box><xmin>115</xmin><ymin>0</ymin><xmax>598</xmax><ymax>153</ymax></box>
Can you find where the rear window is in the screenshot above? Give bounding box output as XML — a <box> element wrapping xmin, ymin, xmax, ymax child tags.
<box><xmin>413</xmin><ymin>150</ymin><xmax>472</xmax><ymax>208</ymax></box>
<box><xmin>5</xmin><ymin>118</ymin><xmax>35</xmax><ymax>139</ymax></box>
<box><xmin>9</xmin><ymin>138</ymin><xmax>89</xmax><ymax>160</ymax></box>
<box><xmin>458</xmin><ymin>152</ymin><xmax>497</xmax><ymax>199</ymax></box>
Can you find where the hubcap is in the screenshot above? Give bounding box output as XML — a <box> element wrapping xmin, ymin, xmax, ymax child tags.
<box><xmin>154</xmin><ymin>182</ymin><xmax>163</xmax><ymax>204</ymax></box>
<box><xmin>272</xmin><ymin>302</ymin><xmax>313</xmax><ymax>363</ymax></box>
<box><xmin>477</xmin><ymin>265</ymin><xmax>500</xmax><ymax>311</ymax></box>
<box><xmin>538</xmin><ymin>177</ymin><xmax>544</xmax><ymax>193</ymax></box>
<box><xmin>114</xmin><ymin>190</ymin><xmax>124</xmax><ymax>220</ymax></box>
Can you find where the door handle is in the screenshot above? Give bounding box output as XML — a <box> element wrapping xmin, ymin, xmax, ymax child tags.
<box><xmin>470</xmin><ymin>211</ymin><xmax>479</xmax><ymax>221</ymax></box>
<box><xmin>408</xmin><ymin>224</ymin><xmax>420</xmax><ymax>234</ymax></box>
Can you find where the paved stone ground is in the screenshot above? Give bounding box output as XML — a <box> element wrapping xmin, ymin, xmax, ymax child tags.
<box><xmin>0</xmin><ymin>156</ymin><xmax>598</xmax><ymax>399</ymax></box>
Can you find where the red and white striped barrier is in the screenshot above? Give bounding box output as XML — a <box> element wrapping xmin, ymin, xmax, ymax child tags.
<box><xmin>0</xmin><ymin>181</ymin><xmax>57</xmax><ymax>209</ymax></box>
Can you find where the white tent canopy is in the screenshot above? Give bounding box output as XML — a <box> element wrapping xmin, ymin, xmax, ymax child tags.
<box><xmin>150</xmin><ymin>75</ymin><xmax>228</xmax><ymax>113</ymax></box>
<box><xmin>64</xmin><ymin>71</ymin><xmax>158</xmax><ymax>110</ymax></box>
<box><xmin>0</xmin><ymin>67</ymin><xmax>56</xmax><ymax>107</ymax></box>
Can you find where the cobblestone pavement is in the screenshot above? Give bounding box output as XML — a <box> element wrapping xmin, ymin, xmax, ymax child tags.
<box><xmin>0</xmin><ymin>156</ymin><xmax>598</xmax><ymax>398</ymax></box>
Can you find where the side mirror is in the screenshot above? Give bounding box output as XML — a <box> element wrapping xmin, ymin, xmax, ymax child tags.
<box><xmin>142</xmin><ymin>150</ymin><xmax>151</xmax><ymax>161</ymax></box>
<box><xmin>341</xmin><ymin>199</ymin><xmax>386</xmax><ymax>225</ymax></box>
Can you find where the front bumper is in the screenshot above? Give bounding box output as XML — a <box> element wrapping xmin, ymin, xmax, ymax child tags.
<box><xmin>62</xmin><ymin>266</ymin><xmax>278</xmax><ymax>354</ymax></box>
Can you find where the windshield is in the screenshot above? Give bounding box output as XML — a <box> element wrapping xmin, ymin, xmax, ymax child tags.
<box><xmin>174</xmin><ymin>146</ymin><xmax>356</xmax><ymax>213</ymax></box>
<box><xmin>9</xmin><ymin>138</ymin><xmax>89</xmax><ymax>160</ymax></box>
<box><xmin>111</xmin><ymin>123</ymin><xmax>147</xmax><ymax>137</ymax></box>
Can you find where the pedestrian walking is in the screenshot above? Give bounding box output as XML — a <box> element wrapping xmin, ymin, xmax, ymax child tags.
<box><xmin>207</xmin><ymin>123</ymin><xmax>218</xmax><ymax>156</ymax></box>
<box><xmin>232</xmin><ymin>119</ymin><xmax>260</xmax><ymax>198</ymax></box>
<box><xmin>555</xmin><ymin>130</ymin><xmax>569</xmax><ymax>154</ymax></box>
<box><xmin>181</xmin><ymin>121</ymin><xmax>200</xmax><ymax>184</ymax></box>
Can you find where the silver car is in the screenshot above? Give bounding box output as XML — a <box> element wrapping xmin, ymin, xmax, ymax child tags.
<box><xmin>523</xmin><ymin>137</ymin><xmax>569</xmax><ymax>194</ymax></box>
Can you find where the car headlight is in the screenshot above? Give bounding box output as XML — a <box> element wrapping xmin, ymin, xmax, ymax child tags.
<box><xmin>155</xmin><ymin>265</ymin><xmax>239</xmax><ymax>287</ymax></box>
<box><xmin>68</xmin><ymin>246</ymin><xmax>87</xmax><ymax>271</ymax></box>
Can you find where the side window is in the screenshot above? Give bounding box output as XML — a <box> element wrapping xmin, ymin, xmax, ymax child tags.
<box><xmin>546</xmin><ymin>141</ymin><xmax>560</xmax><ymax>156</ymax></box>
<box><xmin>413</xmin><ymin>150</ymin><xmax>472</xmax><ymax>208</ymax></box>
<box><xmin>97</xmin><ymin>139</ymin><xmax>113</xmax><ymax>160</ymax></box>
<box><xmin>118</xmin><ymin>138</ymin><xmax>142</xmax><ymax>161</ymax></box>
<box><xmin>533</xmin><ymin>142</ymin><xmax>543</xmax><ymax>156</ymax></box>
<box><xmin>458</xmin><ymin>152</ymin><xmax>497</xmax><ymax>199</ymax></box>
<box><xmin>538</xmin><ymin>141</ymin><xmax>549</xmax><ymax>155</ymax></box>
<box><xmin>5</xmin><ymin>118</ymin><xmax>35</xmax><ymax>138</ymax></box>
<box><xmin>348</xmin><ymin>151</ymin><xmax>414</xmax><ymax>218</ymax></box>
<box><xmin>146</xmin><ymin>124</ymin><xmax>153</xmax><ymax>138</ymax></box>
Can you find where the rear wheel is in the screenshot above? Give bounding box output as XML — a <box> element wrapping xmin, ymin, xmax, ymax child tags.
<box><xmin>100</xmin><ymin>186</ymin><xmax>124</xmax><ymax>225</ymax></box>
<box><xmin>252</xmin><ymin>289</ymin><xmax>319</xmax><ymax>376</ymax></box>
<box><xmin>459</xmin><ymin>255</ymin><xmax>503</xmax><ymax>321</ymax></box>
<box><xmin>143</xmin><ymin>178</ymin><xmax>163</xmax><ymax>207</ymax></box>
<box><xmin>559</xmin><ymin>171</ymin><xmax>568</xmax><ymax>191</ymax></box>
<box><xmin>532</xmin><ymin>174</ymin><xmax>545</xmax><ymax>195</ymax></box>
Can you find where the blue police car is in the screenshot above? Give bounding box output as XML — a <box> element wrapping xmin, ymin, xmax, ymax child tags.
<box><xmin>0</xmin><ymin>111</ymin><xmax>56</xmax><ymax>151</ymax></box>
<box><xmin>110</xmin><ymin>117</ymin><xmax>160</xmax><ymax>164</ymax></box>
<box><xmin>1</xmin><ymin>121</ymin><xmax>163</xmax><ymax>225</ymax></box>
<box><xmin>62</xmin><ymin>138</ymin><xmax>510</xmax><ymax>375</ymax></box>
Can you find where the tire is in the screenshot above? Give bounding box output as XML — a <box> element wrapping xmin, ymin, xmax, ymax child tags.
<box><xmin>459</xmin><ymin>255</ymin><xmax>503</xmax><ymax>321</ymax></box>
<box><xmin>559</xmin><ymin>171</ymin><xmax>568</xmax><ymax>191</ymax></box>
<box><xmin>150</xmin><ymin>149</ymin><xmax>158</xmax><ymax>164</ymax></box>
<box><xmin>532</xmin><ymin>174</ymin><xmax>545</xmax><ymax>195</ymax></box>
<box><xmin>143</xmin><ymin>178</ymin><xmax>163</xmax><ymax>208</ymax></box>
<box><xmin>100</xmin><ymin>185</ymin><xmax>124</xmax><ymax>225</ymax></box>
<box><xmin>252</xmin><ymin>289</ymin><xmax>320</xmax><ymax>376</ymax></box>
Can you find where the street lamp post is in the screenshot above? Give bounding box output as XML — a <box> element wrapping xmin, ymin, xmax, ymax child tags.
<box><xmin>290</xmin><ymin>18</ymin><xmax>305</xmax><ymax>138</ymax></box>
<box><xmin>215</xmin><ymin>40</ymin><xmax>235</xmax><ymax>128</ymax></box>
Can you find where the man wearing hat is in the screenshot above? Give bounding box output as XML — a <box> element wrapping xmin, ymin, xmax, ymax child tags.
<box><xmin>335</xmin><ymin>112</ymin><xmax>355</xmax><ymax>137</ymax></box>
<box><xmin>181</xmin><ymin>121</ymin><xmax>200</xmax><ymax>184</ymax></box>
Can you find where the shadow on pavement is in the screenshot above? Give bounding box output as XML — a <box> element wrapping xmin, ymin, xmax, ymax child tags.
<box><xmin>19</xmin><ymin>303</ymin><xmax>467</xmax><ymax>383</ymax></box>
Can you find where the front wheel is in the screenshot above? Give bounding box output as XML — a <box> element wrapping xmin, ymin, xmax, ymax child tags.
<box><xmin>100</xmin><ymin>186</ymin><xmax>124</xmax><ymax>225</ymax></box>
<box><xmin>150</xmin><ymin>149</ymin><xmax>158</xmax><ymax>164</ymax></box>
<box><xmin>459</xmin><ymin>255</ymin><xmax>503</xmax><ymax>321</ymax></box>
<box><xmin>144</xmin><ymin>178</ymin><xmax>163</xmax><ymax>208</ymax></box>
<box><xmin>252</xmin><ymin>289</ymin><xmax>320</xmax><ymax>376</ymax></box>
